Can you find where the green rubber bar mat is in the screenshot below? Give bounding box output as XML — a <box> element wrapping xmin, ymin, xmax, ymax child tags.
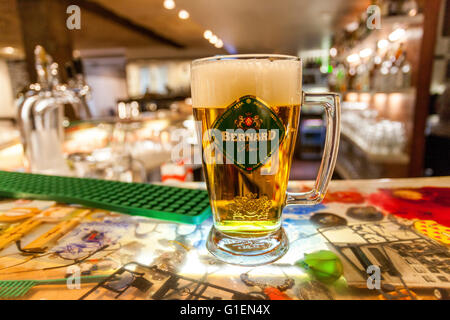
<box><xmin>0</xmin><ymin>171</ymin><xmax>211</xmax><ymax>224</ymax></box>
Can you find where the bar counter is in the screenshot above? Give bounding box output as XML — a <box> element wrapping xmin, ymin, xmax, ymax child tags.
<box><xmin>0</xmin><ymin>176</ymin><xmax>448</xmax><ymax>300</ymax></box>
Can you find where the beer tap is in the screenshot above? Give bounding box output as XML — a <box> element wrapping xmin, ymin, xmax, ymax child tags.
<box><xmin>65</xmin><ymin>58</ymin><xmax>93</xmax><ymax>119</ymax></box>
<box><xmin>18</xmin><ymin>45</ymin><xmax>80</xmax><ymax>175</ymax></box>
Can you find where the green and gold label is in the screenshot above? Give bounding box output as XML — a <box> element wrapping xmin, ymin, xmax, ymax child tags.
<box><xmin>211</xmin><ymin>95</ymin><xmax>285</xmax><ymax>172</ymax></box>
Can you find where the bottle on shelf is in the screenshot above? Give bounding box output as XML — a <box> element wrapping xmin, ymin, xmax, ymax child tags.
<box><xmin>402</xmin><ymin>0</ymin><xmax>419</xmax><ymax>16</ymax></box>
<box><xmin>399</xmin><ymin>52</ymin><xmax>412</xmax><ymax>88</ymax></box>
<box><xmin>388</xmin><ymin>0</ymin><xmax>406</xmax><ymax>16</ymax></box>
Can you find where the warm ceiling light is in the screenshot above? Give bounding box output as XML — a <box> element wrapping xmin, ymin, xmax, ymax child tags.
<box><xmin>1</xmin><ymin>47</ymin><xmax>15</xmax><ymax>54</ymax></box>
<box><xmin>374</xmin><ymin>55</ymin><xmax>382</xmax><ymax>64</ymax></box>
<box><xmin>178</xmin><ymin>9</ymin><xmax>189</xmax><ymax>19</ymax></box>
<box><xmin>377</xmin><ymin>39</ymin><xmax>389</xmax><ymax>49</ymax></box>
<box><xmin>203</xmin><ymin>30</ymin><xmax>212</xmax><ymax>39</ymax></box>
<box><xmin>346</xmin><ymin>53</ymin><xmax>360</xmax><ymax>64</ymax></box>
<box><xmin>359</xmin><ymin>48</ymin><xmax>373</xmax><ymax>58</ymax></box>
<box><xmin>408</xmin><ymin>8</ymin><xmax>417</xmax><ymax>16</ymax></box>
<box><xmin>163</xmin><ymin>0</ymin><xmax>175</xmax><ymax>10</ymax></box>
<box><xmin>209</xmin><ymin>35</ymin><xmax>218</xmax><ymax>44</ymax></box>
<box><xmin>345</xmin><ymin>21</ymin><xmax>359</xmax><ymax>32</ymax></box>
<box><xmin>214</xmin><ymin>39</ymin><xmax>223</xmax><ymax>48</ymax></box>
<box><xmin>329</xmin><ymin>47</ymin><xmax>337</xmax><ymax>57</ymax></box>
<box><xmin>388</xmin><ymin>28</ymin><xmax>406</xmax><ymax>42</ymax></box>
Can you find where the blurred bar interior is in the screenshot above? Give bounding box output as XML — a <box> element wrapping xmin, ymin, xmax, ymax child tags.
<box><xmin>0</xmin><ymin>0</ymin><xmax>448</xmax><ymax>183</ymax></box>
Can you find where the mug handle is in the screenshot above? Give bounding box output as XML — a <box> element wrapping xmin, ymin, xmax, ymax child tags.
<box><xmin>286</xmin><ymin>92</ymin><xmax>341</xmax><ymax>205</ymax></box>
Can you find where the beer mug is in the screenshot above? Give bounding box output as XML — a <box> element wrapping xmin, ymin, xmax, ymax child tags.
<box><xmin>191</xmin><ymin>54</ymin><xmax>340</xmax><ymax>265</ymax></box>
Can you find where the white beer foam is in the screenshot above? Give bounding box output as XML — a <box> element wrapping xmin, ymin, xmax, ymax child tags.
<box><xmin>191</xmin><ymin>58</ymin><xmax>302</xmax><ymax>108</ymax></box>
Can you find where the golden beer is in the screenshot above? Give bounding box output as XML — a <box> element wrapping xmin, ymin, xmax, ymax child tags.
<box><xmin>191</xmin><ymin>54</ymin><xmax>340</xmax><ymax>265</ymax></box>
<box><xmin>193</xmin><ymin>104</ymin><xmax>300</xmax><ymax>237</ymax></box>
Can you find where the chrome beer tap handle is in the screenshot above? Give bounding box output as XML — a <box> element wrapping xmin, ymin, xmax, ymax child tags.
<box><xmin>17</xmin><ymin>46</ymin><xmax>82</xmax><ymax>175</ymax></box>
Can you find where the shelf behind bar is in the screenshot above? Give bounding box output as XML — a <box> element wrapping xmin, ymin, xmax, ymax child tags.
<box><xmin>336</xmin><ymin>14</ymin><xmax>424</xmax><ymax>61</ymax></box>
<box><xmin>341</xmin><ymin>87</ymin><xmax>416</xmax><ymax>95</ymax></box>
<box><xmin>340</xmin><ymin>131</ymin><xmax>410</xmax><ymax>165</ymax></box>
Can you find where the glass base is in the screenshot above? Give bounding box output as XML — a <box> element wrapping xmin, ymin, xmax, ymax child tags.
<box><xmin>206</xmin><ymin>226</ymin><xmax>289</xmax><ymax>266</ymax></box>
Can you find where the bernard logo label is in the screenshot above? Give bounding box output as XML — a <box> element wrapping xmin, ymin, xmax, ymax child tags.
<box><xmin>210</xmin><ymin>95</ymin><xmax>285</xmax><ymax>172</ymax></box>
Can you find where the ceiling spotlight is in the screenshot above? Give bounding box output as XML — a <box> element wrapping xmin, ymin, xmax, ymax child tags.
<box><xmin>345</xmin><ymin>21</ymin><xmax>359</xmax><ymax>32</ymax></box>
<box><xmin>209</xmin><ymin>35</ymin><xmax>218</xmax><ymax>44</ymax></box>
<box><xmin>374</xmin><ymin>55</ymin><xmax>382</xmax><ymax>64</ymax></box>
<box><xmin>214</xmin><ymin>39</ymin><xmax>223</xmax><ymax>48</ymax></box>
<box><xmin>163</xmin><ymin>0</ymin><xmax>175</xmax><ymax>10</ymax></box>
<box><xmin>388</xmin><ymin>28</ymin><xmax>406</xmax><ymax>42</ymax></box>
<box><xmin>359</xmin><ymin>48</ymin><xmax>373</xmax><ymax>58</ymax></box>
<box><xmin>346</xmin><ymin>53</ymin><xmax>360</xmax><ymax>64</ymax></box>
<box><xmin>203</xmin><ymin>30</ymin><xmax>213</xmax><ymax>39</ymax></box>
<box><xmin>408</xmin><ymin>8</ymin><xmax>417</xmax><ymax>16</ymax></box>
<box><xmin>377</xmin><ymin>39</ymin><xmax>389</xmax><ymax>49</ymax></box>
<box><xmin>1</xmin><ymin>47</ymin><xmax>15</xmax><ymax>55</ymax></box>
<box><xmin>178</xmin><ymin>9</ymin><xmax>189</xmax><ymax>19</ymax></box>
<box><xmin>329</xmin><ymin>47</ymin><xmax>337</xmax><ymax>57</ymax></box>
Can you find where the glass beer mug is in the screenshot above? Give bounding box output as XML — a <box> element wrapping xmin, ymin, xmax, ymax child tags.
<box><xmin>191</xmin><ymin>54</ymin><xmax>340</xmax><ymax>265</ymax></box>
